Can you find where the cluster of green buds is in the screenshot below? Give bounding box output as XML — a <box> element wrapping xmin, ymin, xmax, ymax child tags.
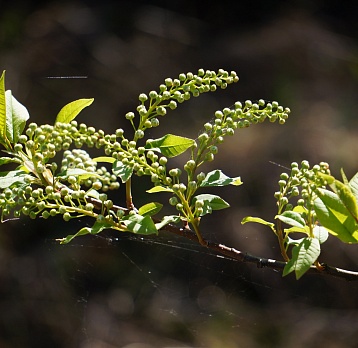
<box><xmin>128</xmin><ymin>69</ymin><xmax>240</xmax><ymax>133</ymax></box>
<box><xmin>60</xmin><ymin>149</ymin><xmax>120</xmax><ymax>192</ymax></box>
<box><xmin>274</xmin><ymin>160</ymin><xmax>331</xmax><ymax>216</ymax></box>
<box><xmin>192</xmin><ymin>99</ymin><xmax>291</xmax><ymax>169</ymax></box>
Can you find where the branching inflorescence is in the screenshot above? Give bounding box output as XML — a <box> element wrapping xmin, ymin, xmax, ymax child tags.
<box><xmin>1</xmin><ymin>68</ymin><xmax>357</xmax><ymax>280</ymax></box>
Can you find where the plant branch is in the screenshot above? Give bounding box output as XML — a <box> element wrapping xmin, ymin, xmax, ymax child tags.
<box><xmin>86</xmin><ymin>197</ymin><xmax>358</xmax><ymax>282</ymax></box>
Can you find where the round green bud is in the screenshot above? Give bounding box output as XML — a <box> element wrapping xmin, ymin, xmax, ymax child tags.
<box><xmin>165</xmin><ymin>78</ymin><xmax>173</xmax><ymax>86</ymax></box>
<box><xmin>169</xmin><ymin>197</ymin><xmax>178</xmax><ymax>206</ymax></box>
<box><xmin>42</xmin><ymin>210</ymin><xmax>50</xmax><ymax>219</ymax></box>
<box><xmin>68</xmin><ymin>176</ymin><xmax>77</xmax><ymax>184</ymax></box>
<box><xmin>139</xmin><ymin>93</ymin><xmax>148</xmax><ymax>102</ymax></box>
<box><xmin>205</xmin><ymin>153</ymin><xmax>214</xmax><ymax>162</ymax></box>
<box><xmin>63</xmin><ymin>212</ymin><xmax>71</xmax><ymax>221</ymax></box>
<box><xmin>149</xmin><ymin>91</ymin><xmax>158</xmax><ymax>99</ymax></box>
<box><xmin>151</xmin><ymin>118</ymin><xmax>160</xmax><ymax>127</ymax></box>
<box><xmin>85</xmin><ymin>203</ymin><xmax>94</xmax><ymax>211</ymax></box>
<box><xmin>156</xmin><ymin>106</ymin><xmax>166</xmax><ymax>116</ymax></box>
<box><xmin>197</xmin><ymin>172</ymin><xmax>206</xmax><ymax>182</ymax></box>
<box><xmin>125</xmin><ymin>112</ymin><xmax>135</xmax><ymax>120</ymax></box>
<box><xmin>175</xmin><ymin>203</ymin><xmax>183</xmax><ymax>211</ymax></box>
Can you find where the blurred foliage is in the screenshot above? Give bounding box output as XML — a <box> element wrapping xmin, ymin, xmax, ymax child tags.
<box><xmin>0</xmin><ymin>1</ymin><xmax>358</xmax><ymax>347</ymax></box>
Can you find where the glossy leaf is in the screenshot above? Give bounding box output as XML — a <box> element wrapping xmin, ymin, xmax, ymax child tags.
<box><xmin>93</xmin><ymin>156</ymin><xmax>116</xmax><ymax>164</ymax></box>
<box><xmin>283</xmin><ymin>237</ymin><xmax>320</xmax><ymax>279</ymax></box>
<box><xmin>200</xmin><ymin>169</ymin><xmax>242</xmax><ymax>187</ymax></box>
<box><xmin>145</xmin><ymin>134</ymin><xmax>195</xmax><ymax>158</ymax></box>
<box><xmin>122</xmin><ymin>214</ymin><xmax>158</xmax><ymax>235</ymax></box>
<box><xmin>314</xmin><ymin>188</ymin><xmax>358</xmax><ymax>243</ymax></box>
<box><xmin>5</xmin><ymin>90</ymin><xmax>30</xmax><ymax>143</ymax></box>
<box><xmin>0</xmin><ymin>170</ymin><xmax>28</xmax><ymax>188</ymax></box>
<box><xmin>138</xmin><ymin>202</ymin><xmax>163</xmax><ymax>217</ymax></box>
<box><xmin>192</xmin><ymin>193</ymin><xmax>230</xmax><ymax>216</ymax></box>
<box><xmin>313</xmin><ymin>225</ymin><xmax>329</xmax><ymax>244</ymax></box>
<box><xmin>0</xmin><ymin>157</ymin><xmax>21</xmax><ymax>166</ymax></box>
<box><xmin>112</xmin><ymin>160</ymin><xmax>133</xmax><ymax>183</ymax></box>
<box><xmin>331</xmin><ymin>179</ymin><xmax>358</xmax><ymax>222</ymax></box>
<box><xmin>59</xmin><ymin>221</ymin><xmax>112</xmax><ymax>244</ymax></box>
<box><xmin>146</xmin><ymin>186</ymin><xmax>173</xmax><ymax>193</ymax></box>
<box><xmin>55</xmin><ymin>98</ymin><xmax>94</xmax><ymax>124</ymax></box>
<box><xmin>275</xmin><ymin>211</ymin><xmax>306</xmax><ymax>228</ymax></box>
<box><xmin>0</xmin><ymin>71</ymin><xmax>8</xmax><ymax>147</ymax></box>
<box><xmin>241</xmin><ymin>216</ymin><xmax>275</xmax><ymax>232</ymax></box>
<box><xmin>65</xmin><ymin>168</ymin><xmax>101</xmax><ymax>180</ymax></box>
<box><xmin>349</xmin><ymin>172</ymin><xmax>358</xmax><ymax>202</ymax></box>
<box><xmin>155</xmin><ymin>215</ymin><xmax>181</xmax><ymax>230</ymax></box>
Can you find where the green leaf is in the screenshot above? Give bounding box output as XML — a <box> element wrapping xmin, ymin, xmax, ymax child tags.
<box><xmin>138</xmin><ymin>202</ymin><xmax>163</xmax><ymax>217</ymax></box>
<box><xmin>275</xmin><ymin>211</ymin><xmax>306</xmax><ymax>228</ymax></box>
<box><xmin>241</xmin><ymin>216</ymin><xmax>275</xmax><ymax>231</ymax></box>
<box><xmin>314</xmin><ymin>188</ymin><xmax>358</xmax><ymax>243</ymax></box>
<box><xmin>122</xmin><ymin>214</ymin><xmax>158</xmax><ymax>235</ymax></box>
<box><xmin>0</xmin><ymin>170</ymin><xmax>28</xmax><ymax>188</ymax></box>
<box><xmin>200</xmin><ymin>169</ymin><xmax>242</xmax><ymax>187</ymax></box>
<box><xmin>313</xmin><ymin>225</ymin><xmax>329</xmax><ymax>244</ymax></box>
<box><xmin>145</xmin><ymin>134</ymin><xmax>195</xmax><ymax>158</ymax></box>
<box><xmin>283</xmin><ymin>237</ymin><xmax>320</xmax><ymax>279</ymax></box>
<box><xmin>65</xmin><ymin>168</ymin><xmax>101</xmax><ymax>180</ymax></box>
<box><xmin>0</xmin><ymin>71</ymin><xmax>8</xmax><ymax>147</ymax></box>
<box><xmin>55</xmin><ymin>98</ymin><xmax>94</xmax><ymax>124</ymax></box>
<box><xmin>112</xmin><ymin>160</ymin><xmax>133</xmax><ymax>183</ymax></box>
<box><xmin>5</xmin><ymin>90</ymin><xmax>30</xmax><ymax>143</ymax></box>
<box><xmin>331</xmin><ymin>179</ymin><xmax>358</xmax><ymax>222</ymax></box>
<box><xmin>349</xmin><ymin>172</ymin><xmax>358</xmax><ymax>202</ymax></box>
<box><xmin>93</xmin><ymin>156</ymin><xmax>116</xmax><ymax>164</ymax></box>
<box><xmin>0</xmin><ymin>157</ymin><xmax>21</xmax><ymax>166</ymax></box>
<box><xmin>146</xmin><ymin>186</ymin><xmax>173</xmax><ymax>193</ymax></box>
<box><xmin>192</xmin><ymin>193</ymin><xmax>230</xmax><ymax>216</ymax></box>
<box><xmin>59</xmin><ymin>221</ymin><xmax>112</xmax><ymax>244</ymax></box>
<box><xmin>155</xmin><ymin>215</ymin><xmax>181</xmax><ymax>230</ymax></box>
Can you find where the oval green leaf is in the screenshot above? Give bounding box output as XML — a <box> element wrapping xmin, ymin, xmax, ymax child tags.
<box><xmin>283</xmin><ymin>237</ymin><xmax>320</xmax><ymax>279</ymax></box>
<box><xmin>5</xmin><ymin>90</ymin><xmax>30</xmax><ymax>143</ymax></box>
<box><xmin>138</xmin><ymin>202</ymin><xmax>163</xmax><ymax>217</ymax></box>
<box><xmin>145</xmin><ymin>134</ymin><xmax>195</xmax><ymax>158</ymax></box>
<box><xmin>275</xmin><ymin>211</ymin><xmax>306</xmax><ymax>228</ymax></box>
<box><xmin>314</xmin><ymin>188</ymin><xmax>358</xmax><ymax>243</ymax></box>
<box><xmin>55</xmin><ymin>98</ymin><xmax>94</xmax><ymax>124</ymax></box>
<box><xmin>200</xmin><ymin>169</ymin><xmax>242</xmax><ymax>187</ymax></box>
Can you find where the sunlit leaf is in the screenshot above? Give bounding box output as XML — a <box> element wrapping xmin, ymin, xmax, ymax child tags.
<box><xmin>122</xmin><ymin>214</ymin><xmax>158</xmax><ymax>235</ymax></box>
<box><xmin>0</xmin><ymin>71</ymin><xmax>8</xmax><ymax>147</ymax></box>
<box><xmin>93</xmin><ymin>156</ymin><xmax>116</xmax><ymax>164</ymax></box>
<box><xmin>314</xmin><ymin>188</ymin><xmax>358</xmax><ymax>243</ymax></box>
<box><xmin>275</xmin><ymin>211</ymin><xmax>305</xmax><ymax>228</ymax></box>
<box><xmin>155</xmin><ymin>215</ymin><xmax>181</xmax><ymax>230</ymax></box>
<box><xmin>0</xmin><ymin>170</ymin><xmax>28</xmax><ymax>188</ymax></box>
<box><xmin>241</xmin><ymin>216</ymin><xmax>275</xmax><ymax>232</ymax></box>
<box><xmin>59</xmin><ymin>221</ymin><xmax>112</xmax><ymax>244</ymax></box>
<box><xmin>65</xmin><ymin>168</ymin><xmax>101</xmax><ymax>180</ymax></box>
<box><xmin>145</xmin><ymin>134</ymin><xmax>195</xmax><ymax>158</ymax></box>
<box><xmin>55</xmin><ymin>98</ymin><xmax>94</xmax><ymax>124</ymax></box>
<box><xmin>5</xmin><ymin>90</ymin><xmax>29</xmax><ymax>143</ymax></box>
<box><xmin>0</xmin><ymin>157</ymin><xmax>21</xmax><ymax>166</ymax></box>
<box><xmin>349</xmin><ymin>172</ymin><xmax>358</xmax><ymax>203</ymax></box>
<box><xmin>192</xmin><ymin>193</ymin><xmax>230</xmax><ymax>216</ymax></box>
<box><xmin>313</xmin><ymin>225</ymin><xmax>329</xmax><ymax>244</ymax></box>
<box><xmin>138</xmin><ymin>202</ymin><xmax>163</xmax><ymax>217</ymax></box>
<box><xmin>331</xmin><ymin>179</ymin><xmax>358</xmax><ymax>222</ymax></box>
<box><xmin>146</xmin><ymin>186</ymin><xmax>173</xmax><ymax>193</ymax></box>
<box><xmin>112</xmin><ymin>160</ymin><xmax>133</xmax><ymax>183</ymax></box>
<box><xmin>200</xmin><ymin>169</ymin><xmax>242</xmax><ymax>187</ymax></box>
<box><xmin>283</xmin><ymin>237</ymin><xmax>320</xmax><ymax>279</ymax></box>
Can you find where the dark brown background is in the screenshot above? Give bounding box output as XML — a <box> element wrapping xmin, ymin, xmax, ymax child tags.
<box><xmin>1</xmin><ymin>1</ymin><xmax>358</xmax><ymax>347</ymax></box>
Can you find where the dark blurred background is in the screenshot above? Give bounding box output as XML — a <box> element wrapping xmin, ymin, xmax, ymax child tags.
<box><xmin>1</xmin><ymin>0</ymin><xmax>358</xmax><ymax>347</ymax></box>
